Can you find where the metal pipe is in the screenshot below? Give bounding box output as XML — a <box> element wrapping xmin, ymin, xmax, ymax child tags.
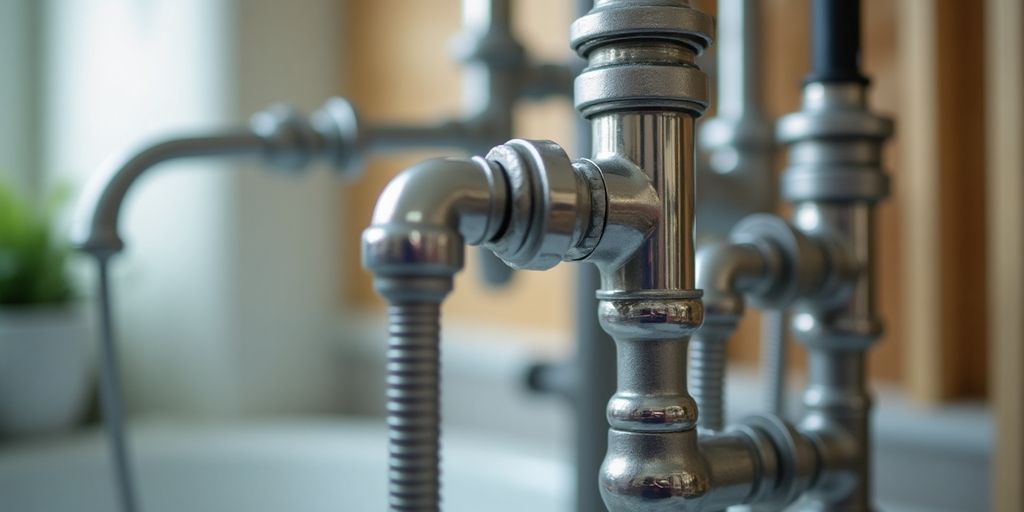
<box><xmin>760</xmin><ymin>309</ymin><xmax>788</xmax><ymax>416</ymax></box>
<box><xmin>777</xmin><ymin>3</ymin><xmax>894</xmax><ymax>499</ymax></box>
<box><xmin>72</xmin><ymin>133</ymin><xmax>265</xmax><ymax>256</ymax></box>
<box><xmin>568</xmin><ymin>2</ymin><xmax>716</xmax><ymax>509</ymax></box>
<box><xmin>363</xmin><ymin>139</ymin><xmax>619</xmax><ymax>511</ymax></box>
<box><xmin>364</xmin><ymin>156</ymin><xmax>509</xmax><ymax>512</ymax></box>
<box><xmin>95</xmin><ymin>258</ymin><xmax>139</xmax><ymax>512</ymax></box>
<box><xmin>715</xmin><ymin>0</ymin><xmax>762</xmax><ymax>120</ymax></box>
<box><xmin>690</xmin><ymin>242</ymin><xmax>768</xmax><ymax>432</ymax></box>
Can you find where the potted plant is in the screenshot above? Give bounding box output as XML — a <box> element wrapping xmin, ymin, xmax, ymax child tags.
<box><xmin>0</xmin><ymin>178</ymin><xmax>93</xmax><ymax>437</ymax></box>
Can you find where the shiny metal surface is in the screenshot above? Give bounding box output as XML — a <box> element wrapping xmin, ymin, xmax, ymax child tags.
<box><xmin>690</xmin><ymin>242</ymin><xmax>767</xmax><ymax>433</ymax></box>
<box><xmin>363</xmin><ymin>137</ymin><xmax>650</xmax><ymax>511</ymax></box>
<box><xmin>570</xmin><ymin>2</ymin><xmax>716</xmax><ymax>510</ymax></box>
<box><xmin>780</xmin><ymin>74</ymin><xmax>892</xmax><ymax>510</ymax></box>
<box><xmin>594</xmin><ymin>112</ymin><xmax>697</xmax><ymax>293</ymax></box>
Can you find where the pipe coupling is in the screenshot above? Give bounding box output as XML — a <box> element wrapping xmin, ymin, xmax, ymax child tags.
<box><xmin>570</xmin><ymin>0</ymin><xmax>713</xmax><ymax>117</ymax></box>
<box><xmin>776</xmin><ymin>82</ymin><xmax>893</xmax><ymax>203</ymax></box>
<box><xmin>483</xmin><ymin>140</ymin><xmax>604</xmax><ymax>269</ymax></box>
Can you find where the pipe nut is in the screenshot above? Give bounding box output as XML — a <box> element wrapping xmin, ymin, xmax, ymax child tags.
<box><xmin>484</xmin><ymin>139</ymin><xmax>594</xmax><ymax>270</ymax></box>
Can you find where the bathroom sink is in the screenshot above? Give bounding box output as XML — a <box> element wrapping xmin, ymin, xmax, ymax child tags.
<box><xmin>0</xmin><ymin>418</ymin><xmax>569</xmax><ymax>512</ymax></box>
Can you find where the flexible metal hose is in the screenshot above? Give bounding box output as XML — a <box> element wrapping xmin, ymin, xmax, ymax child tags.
<box><xmin>760</xmin><ymin>310</ymin><xmax>787</xmax><ymax>416</ymax></box>
<box><xmin>386</xmin><ymin>302</ymin><xmax>443</xmax><ymax>512</ymax></box>
<box><xmin>96</xmin><ymin>259</ymin><xmax>140</xmax><ymax>512</ymax></box>
<box><xmin>689</xmin><ymin>332</ymin><xmax>727</xmax><ymax>432</ymax></box>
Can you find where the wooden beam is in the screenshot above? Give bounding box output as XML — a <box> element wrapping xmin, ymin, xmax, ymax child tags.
<box><xmin>986</xmin><ymin>0</ymin><xmax>1024</xmax><ymax>507</ymax></box>
<box><xmin>900</xmin><ymin>0</ymin><xmax>944</xmax><ymax>402</ymax></box>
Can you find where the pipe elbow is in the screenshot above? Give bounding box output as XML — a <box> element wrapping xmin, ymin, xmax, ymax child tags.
<box><xmin>600</xmin><ymin>429</ymin><xmax>712</xmax><ymax>512</ymax></box>
<box><xmin>362</xmin><ymin>156</ymin><xmax>509</xmax><ymax>278</ymax></box>
<box><xmin>696</xmin><ymin>241</ymin><xmax>767</xmax><ymax>329</ymax></box>
<box><xmin>70</xmin><ymin>134</ymin><xmax>261</xmax><ymax>258</ymax></box>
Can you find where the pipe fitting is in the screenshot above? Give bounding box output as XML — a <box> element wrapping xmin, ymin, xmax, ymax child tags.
<box><xmin>362</xmin><ymin>156</ymin><xmax>509</xmax><ymax>280</ymax></box>
<box><xmin>483</xmin><ymin>140</ymin><xmax>601</xmax><ymax>269</ymax></box>
<box><xmin>571</xmin><ymin>0</ymin><xmax>713</xmax><ymax>118</ymax></box>
<box><xmin>600</xmin><ymin>429</ymin><xmax>711</xmax><ymax>511</ymax></box>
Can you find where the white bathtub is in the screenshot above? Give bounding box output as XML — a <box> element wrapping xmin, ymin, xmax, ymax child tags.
<box><xmin>0</xmin><ymin>418</ymin><xmax>570</xmax><ymax>512</ymax></box>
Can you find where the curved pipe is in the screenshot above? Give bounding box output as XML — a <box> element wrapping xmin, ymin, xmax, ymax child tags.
<box><xmin>366</xmin><ymin>157</ymin><xmax>508</xmax><ymax>257</ymax></box>
<box><xmin>71</xmin><ymin>133</ymin><xmax>266</xmax><ymax>257</ymax></box>
<box><xmin>362</xmin><ymin>156</ymin><xmax>510</xmax><ymax>512</ymax></box>
<box><xmin>690</xmin><ymin>241</ymin><xmax>769</xmax><ymax>432</ymax></box>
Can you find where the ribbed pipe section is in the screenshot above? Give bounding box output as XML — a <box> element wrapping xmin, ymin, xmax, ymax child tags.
<box><xmin>760</xmin><ymin>310</ymin><xmax>788</xmax><ymax>416</ymax></box>
<box><xmin>689</xmin><ymin>333</ymin><xmax>728</xmax><ymax>432</ymax></box>
<box><xmin>386</xmin><ymin>302</ymin><xmax>442</xmax><ymax>512</ymax></box>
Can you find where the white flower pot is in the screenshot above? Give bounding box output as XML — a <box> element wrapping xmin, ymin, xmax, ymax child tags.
<box><xmin>0</xmin><ymin>305</ymin><xmax>94</xmax><ymax>437</ymax></box>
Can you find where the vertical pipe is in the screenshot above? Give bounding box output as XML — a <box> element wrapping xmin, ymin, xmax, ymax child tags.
<box><xmin>570</xmin><ymin>3</ymin><xmax>608</xmax><ymax>510</ymax></box>
<box><xmin>570</xmin><ymin>2</ymin><xmax>713</xmax><ymax>509</ymax></box>
<box><xmin>761</xmin><ymin>310</ymin><xmax>787</xmax><ymax>416</ymax></box>
<box><xmin>715</xmin><ymin>0</ymin><xmax>762</xmax><ymax>119</ymax></box>
<box><xmin>95</xmin><ymin>259</ymin><xmax>140</xmax><ymax>512</ymax></box>
<box><xmin>386</xmin><ymin>302</ymin><xmax>443</xmax><ymax>512</ymax></box>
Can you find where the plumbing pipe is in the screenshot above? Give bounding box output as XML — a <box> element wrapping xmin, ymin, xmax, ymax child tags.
<box><xmin>693</xmin><ymin>0</ymin><xmax>789</xmax><ymax>422</ymax></box>
<box><xmin>689</xmin><ymin>241</ymin><xmax>769</xmax><ymax>433</ymax></box>
<box><xmin>697</xmin><ymin>0</ymin><xmax>774</xmax><ymax>237</ymax></box>
<box><xmin>363</xmin><ymin>2</ymin><xmax>866</xmax><ymax>511</ymax></box>
<box><xmin>777</xmin><ymin>0</ymin><xmax>893</xmax><ymax>507</ymax></box>
<box><xmin>363</xmin><ymin>139</ymin><xmax>640</xmax><ymax>511</ymax></box>
<box><xmin>689</xmin><ymin>214</ymin><xmax>831</xmax><ymax>433</ymax></box>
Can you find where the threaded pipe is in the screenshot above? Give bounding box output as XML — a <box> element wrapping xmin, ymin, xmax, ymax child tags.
<box><xmin>689</xmin><ymin>332</ymin><xmax>728</xmax><ymax>432</ymax></box>
<box><xmin>386</xmin><ymin>302</ymin><xmax>443</xmax><ymax>512</ymax></box>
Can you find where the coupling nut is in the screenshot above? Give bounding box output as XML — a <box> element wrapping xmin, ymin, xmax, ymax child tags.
<box><xmin>483</xmin><ymin>139</ymin><xmax>605</xmax><ymax>270</ymax></box>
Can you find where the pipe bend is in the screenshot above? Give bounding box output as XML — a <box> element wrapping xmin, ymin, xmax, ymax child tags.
<box><xmin>696</xmin><ymin>241</ymin><xmax>767</xmax><ymax>330</ymax></box>
<box><xmin>363</xmin><ymin>156</ymin><xmax>509</xmax><ymax>279</ymax></box>
<box><xmin>71</xmin><ymin>132</ymin><xmax>266</xmax><ymax>258</ymax></box>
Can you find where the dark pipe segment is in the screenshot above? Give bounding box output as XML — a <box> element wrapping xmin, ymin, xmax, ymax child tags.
<box><xmin>805</xmin><ymin>0</ymin><xmax>868</xmax><ymax>85</ymax></box>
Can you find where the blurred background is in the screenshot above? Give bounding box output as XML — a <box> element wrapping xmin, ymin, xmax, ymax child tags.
<box><xmin>0</xmin><ymin>0</ymin><xmax>1019</xmax><ymax>511</ymax></box>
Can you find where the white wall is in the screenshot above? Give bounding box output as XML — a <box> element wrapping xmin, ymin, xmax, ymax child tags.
<box><xmin>0</xmin><ymin>1</ymin><xmax>39</xmax><ymax>193</ymax></box>
<box><xmin>43</xmin><ymin>0</ymin><xmax>344</xmax><ymax>417</ymax></box>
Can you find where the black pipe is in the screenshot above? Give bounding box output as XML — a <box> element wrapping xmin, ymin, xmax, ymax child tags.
<box><xmin>805</xmin><ymin>0</ymin><xmax>868</xmax><ymax>85</ymax></box>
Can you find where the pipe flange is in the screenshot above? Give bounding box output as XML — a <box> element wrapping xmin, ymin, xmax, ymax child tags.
<box><xmin>570</xmin><ymin>2</ymin><xmax>714</xmax><ymax>57</ymax></box>
<box><xmin>730</xmin><ymin>214</ymin><xmax>826</xmax><ymax>309</ymax></box>
<box><xmin>484</xmin><ymin>139</ymin><xmax>584</xmax><ymax>270</ymax></box>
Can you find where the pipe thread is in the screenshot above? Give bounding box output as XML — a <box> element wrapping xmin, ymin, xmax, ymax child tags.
<box><xmin>386</xmin><ymin>302</ymin><xmax>442</xmax><ymax>512</ymax></box>
<box><xmin>689</xmin><ymin>333</ymin><xmax>727</xmax><ymax>432</ymax></box>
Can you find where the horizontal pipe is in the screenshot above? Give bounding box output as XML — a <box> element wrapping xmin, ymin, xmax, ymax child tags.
<box><xmin>71</xmin><ymin>132</ymin><xmax>266</xmax><ymax>256</ymax></box>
